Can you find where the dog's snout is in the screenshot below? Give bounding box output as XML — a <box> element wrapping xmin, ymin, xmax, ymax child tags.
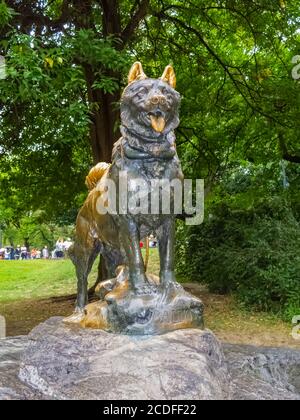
<box><xmin>150</xmin><ymin>95</ymin><xmax>167</xmax><ymax>106</ymax></box>
<box><xmin>151</xmin><ymin>109</ymin><xmax>163</xmax><ymax>118</ymax></box>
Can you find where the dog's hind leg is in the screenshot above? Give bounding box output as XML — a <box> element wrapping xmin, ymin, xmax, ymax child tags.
<box><xmin>64</xmin><ymin>216</ymin><xmax>101</xmax><ymax>323</ymax></box>
<box><xmin>65</xmin><ymin>240</ymin><xmax>100</xmax><ymax>324</ymax></box>
<box><xmin>74</xmin><ymin>241</ymin><xmax>101</xmax><ymax>311</ymax></box>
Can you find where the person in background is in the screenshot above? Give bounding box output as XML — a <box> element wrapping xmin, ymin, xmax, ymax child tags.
<box><xmin>149</xmin><ymin>235</ymin><xmax>158</xmax><ymax>248</ymax></box>
<box><xmin>42</xmin><ymin>246</ymin><xmax>49</xmax><ymax>259</ymax></box>
<box><xmin>55</xmin><ymin>239</ymin><xmax>64</xmax><ymax>259</ymax></box>
<box><xmin>63</xmin><ymin>238</ymin><xmax>73</xmax><ymax>252</ymax></box>
<box><xmin>4</xmin><ymin>247</ymin><xmax>11</xmax><ymax>260</ymax></box>
<box><xmin>21</xmin><ymin>245</ymin><xmax>27</xmax><ymax>260</ymax></box>
<box><xmin>10</xmin><ymin>247</ymin><xmax>15</xmax><ymax>260</ymax></box>
<box><xmin>36</xmin><ymin>249</ymin><xmax>41</xmax><ymax>259</ymax></box>
<box><xmin>0</xmin><ymin>248</ymin><xmax>5</xmax><ymax>260</ymax></box>
<box><xmin>15</xmin><ymin>246</ymin><xmax>21</xmax><ymax>260</ymax></box>
<box><xmin>31</xmin><ymin>249</ymin><xmax>37</xmax><ymax>260</ymax></box>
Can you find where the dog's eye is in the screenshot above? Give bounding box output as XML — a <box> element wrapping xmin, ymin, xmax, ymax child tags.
<box><xmin>136</xmin><ymin>88</ymin><xmax>148</xmax><ymax>98</ymax></box>
<box><xmin>161</xmin><ymin>87</ymin><xmax>171</xmax><ymax>96</ymax></box>
<box><xmin>160</xmin><ymin>88</ymin><xmax>173</xmax><ymax>102</ymax></box>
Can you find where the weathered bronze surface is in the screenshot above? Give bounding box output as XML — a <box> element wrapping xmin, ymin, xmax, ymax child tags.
<box><xmin>64</xmin><ymin>63</ymin><xmax>204</xmax><ymax>334</ymax></box>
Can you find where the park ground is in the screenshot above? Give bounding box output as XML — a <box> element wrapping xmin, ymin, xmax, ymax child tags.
<box><xmin>0</xmin><ymin>251</ymin><xmax>299</xmax><ymax>349</ymax></box>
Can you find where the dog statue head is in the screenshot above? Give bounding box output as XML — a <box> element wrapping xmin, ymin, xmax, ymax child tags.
<box><xmin>121</xmin><ymin>62</ymin><xmax>181</xmax><ymax>140</ymax></box>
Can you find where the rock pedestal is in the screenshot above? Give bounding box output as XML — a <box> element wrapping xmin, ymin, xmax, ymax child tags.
<box><xmin>0</xmin><ymin>337</ymin><xmax>43</xmax><ymax>400</ymax></box>
<box><xmin>19</xmin><ymin>318</ymin><xmax>228</xmax><ymax>400</ymax></box>
<box><xmin>1</xmin><ymin>318</ymin><xmax>300</xmax><ymax>400</ymax></box>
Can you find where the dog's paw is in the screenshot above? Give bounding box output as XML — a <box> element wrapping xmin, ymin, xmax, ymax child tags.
<box><xmin>63</xmin><ymin>310</ymin><xmax>85</xmax><ymax>324</ymax></box>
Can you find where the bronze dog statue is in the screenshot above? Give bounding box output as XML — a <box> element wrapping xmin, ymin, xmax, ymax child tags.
<box><xmin>66</xmin><ymin>63</ymin><xmax>204</xmax><ymax>333</ymax></box>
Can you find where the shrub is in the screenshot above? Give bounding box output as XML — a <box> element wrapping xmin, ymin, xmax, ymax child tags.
<box><xmin>177</xmin><ymin>196</ymin><xmax>300</xmax><ymax>320</ymax></box>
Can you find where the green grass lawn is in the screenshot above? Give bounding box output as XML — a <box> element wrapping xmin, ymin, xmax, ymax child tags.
<box><xmin>0</xmin><ymin>259</ymin><xmax>98</xmax><ymax>303</ymax></box>
<box><xmin>0</xmin><ymin>249</ymin><xmax>158</xmax><ymax>303</ymax></box>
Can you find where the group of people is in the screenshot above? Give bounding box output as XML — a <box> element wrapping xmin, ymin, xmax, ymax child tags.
<box><xmin>0</xmin><ymin>245</ymin><xmax>50</xmax><ymax>261</ymax></box>
<box><xmin>0</xmin><ymin>238</ymin><xmax>73</xmax><ymax>261</ymax></box>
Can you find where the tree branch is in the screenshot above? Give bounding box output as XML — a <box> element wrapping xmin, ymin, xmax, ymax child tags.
<box><xmin>121</xmin><ymin>0</ymin><xmax>150</xmax><ymax>45</ymax></box>
<box><xmin>279</xmin><ymin>134</ymin><xmax>300</xmax><ymax>164</ymax></box>
<box><xmin>7</xmin><ymin>0</ymin><xmax>71</xmax><ymax>32</ymax></box>
<box><xmin>155</xmin><ymin>10</ymin><xmax>290</xmax><ymax>129</ymax></box>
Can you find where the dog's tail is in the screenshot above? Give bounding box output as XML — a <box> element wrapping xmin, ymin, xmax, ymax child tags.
<box><xmin>85</xmin><ymin>162</ymin><xmax>111</xmax><ymax>191</ymax></box>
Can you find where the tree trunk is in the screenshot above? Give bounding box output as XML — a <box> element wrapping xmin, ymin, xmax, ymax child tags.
<box><xmin>83</xmin><ymin>0</ymin><xmax>122</xmax><ymax>164</ymax></box>
<box><xmin>24</xmin><ymin>237</ymin><xmax>30</xmax><ymax>250</ymax></box>
<box><xmin>84</xmin><ymin>64</ymin><xmax>121</xmax><ymax>164</ymax></box>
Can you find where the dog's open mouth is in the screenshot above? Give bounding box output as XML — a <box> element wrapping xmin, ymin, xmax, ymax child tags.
<box><xmin>149</xmin><ymin>113</ymin><xmax>166</xmax><ymax>133</ymax></box>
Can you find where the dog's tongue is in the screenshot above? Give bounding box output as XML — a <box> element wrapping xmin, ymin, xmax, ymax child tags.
<box><xmin>150</xmin><ymin>115</ymin><xmax>166</xmax><ymax>133</ymax></box>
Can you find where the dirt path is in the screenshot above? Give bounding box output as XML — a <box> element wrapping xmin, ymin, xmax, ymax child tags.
<box><xmin>1</xmin><ymin>284</ymin><xmax>299</xmax><ymax>349</ymax></box>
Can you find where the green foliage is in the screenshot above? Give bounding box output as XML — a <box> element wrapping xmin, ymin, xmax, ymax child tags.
<box><xmin>0</xmin><ymin>27</ymin><xmax>128</xmax><ymax>222</ymax></box>
<box><xmin>0</xmin><ymin>200</ymin><xmax>74</xmax><ymax>249</ymax></box>
<box><xmin>73</xmin><ymin>30</ymin><xmax>127</xmax><ymax>70</ymax></box>
<box><xmin>177</xmin><ymin>193</ymin><xmax>300</xmax><ymax>321</ymax></box>
<box><xmin>0</xmin><ymin>1</ymin><xmax>16</xmax><ymax>27</ymax></box>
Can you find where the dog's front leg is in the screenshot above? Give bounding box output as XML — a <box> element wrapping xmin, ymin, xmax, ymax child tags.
<box><xmin>159</xmin><ymin>217</ymin><xmax>177</xmax><ymax>288</ymax></box>
<box><xmin>119</xmin><ymin>217</ymin><xmax>148</xmax><ymax>292</ymax></box>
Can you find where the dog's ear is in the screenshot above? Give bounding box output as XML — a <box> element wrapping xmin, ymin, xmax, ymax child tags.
<box><xmin>128</xmin><ymin>62</ymin><xmax>147</xmax><ymax>84</ymax></box>
<box><xmin>161</xmin><ymin>65</ymin><xmax>176</xmax><ymax>89</ymax></box>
